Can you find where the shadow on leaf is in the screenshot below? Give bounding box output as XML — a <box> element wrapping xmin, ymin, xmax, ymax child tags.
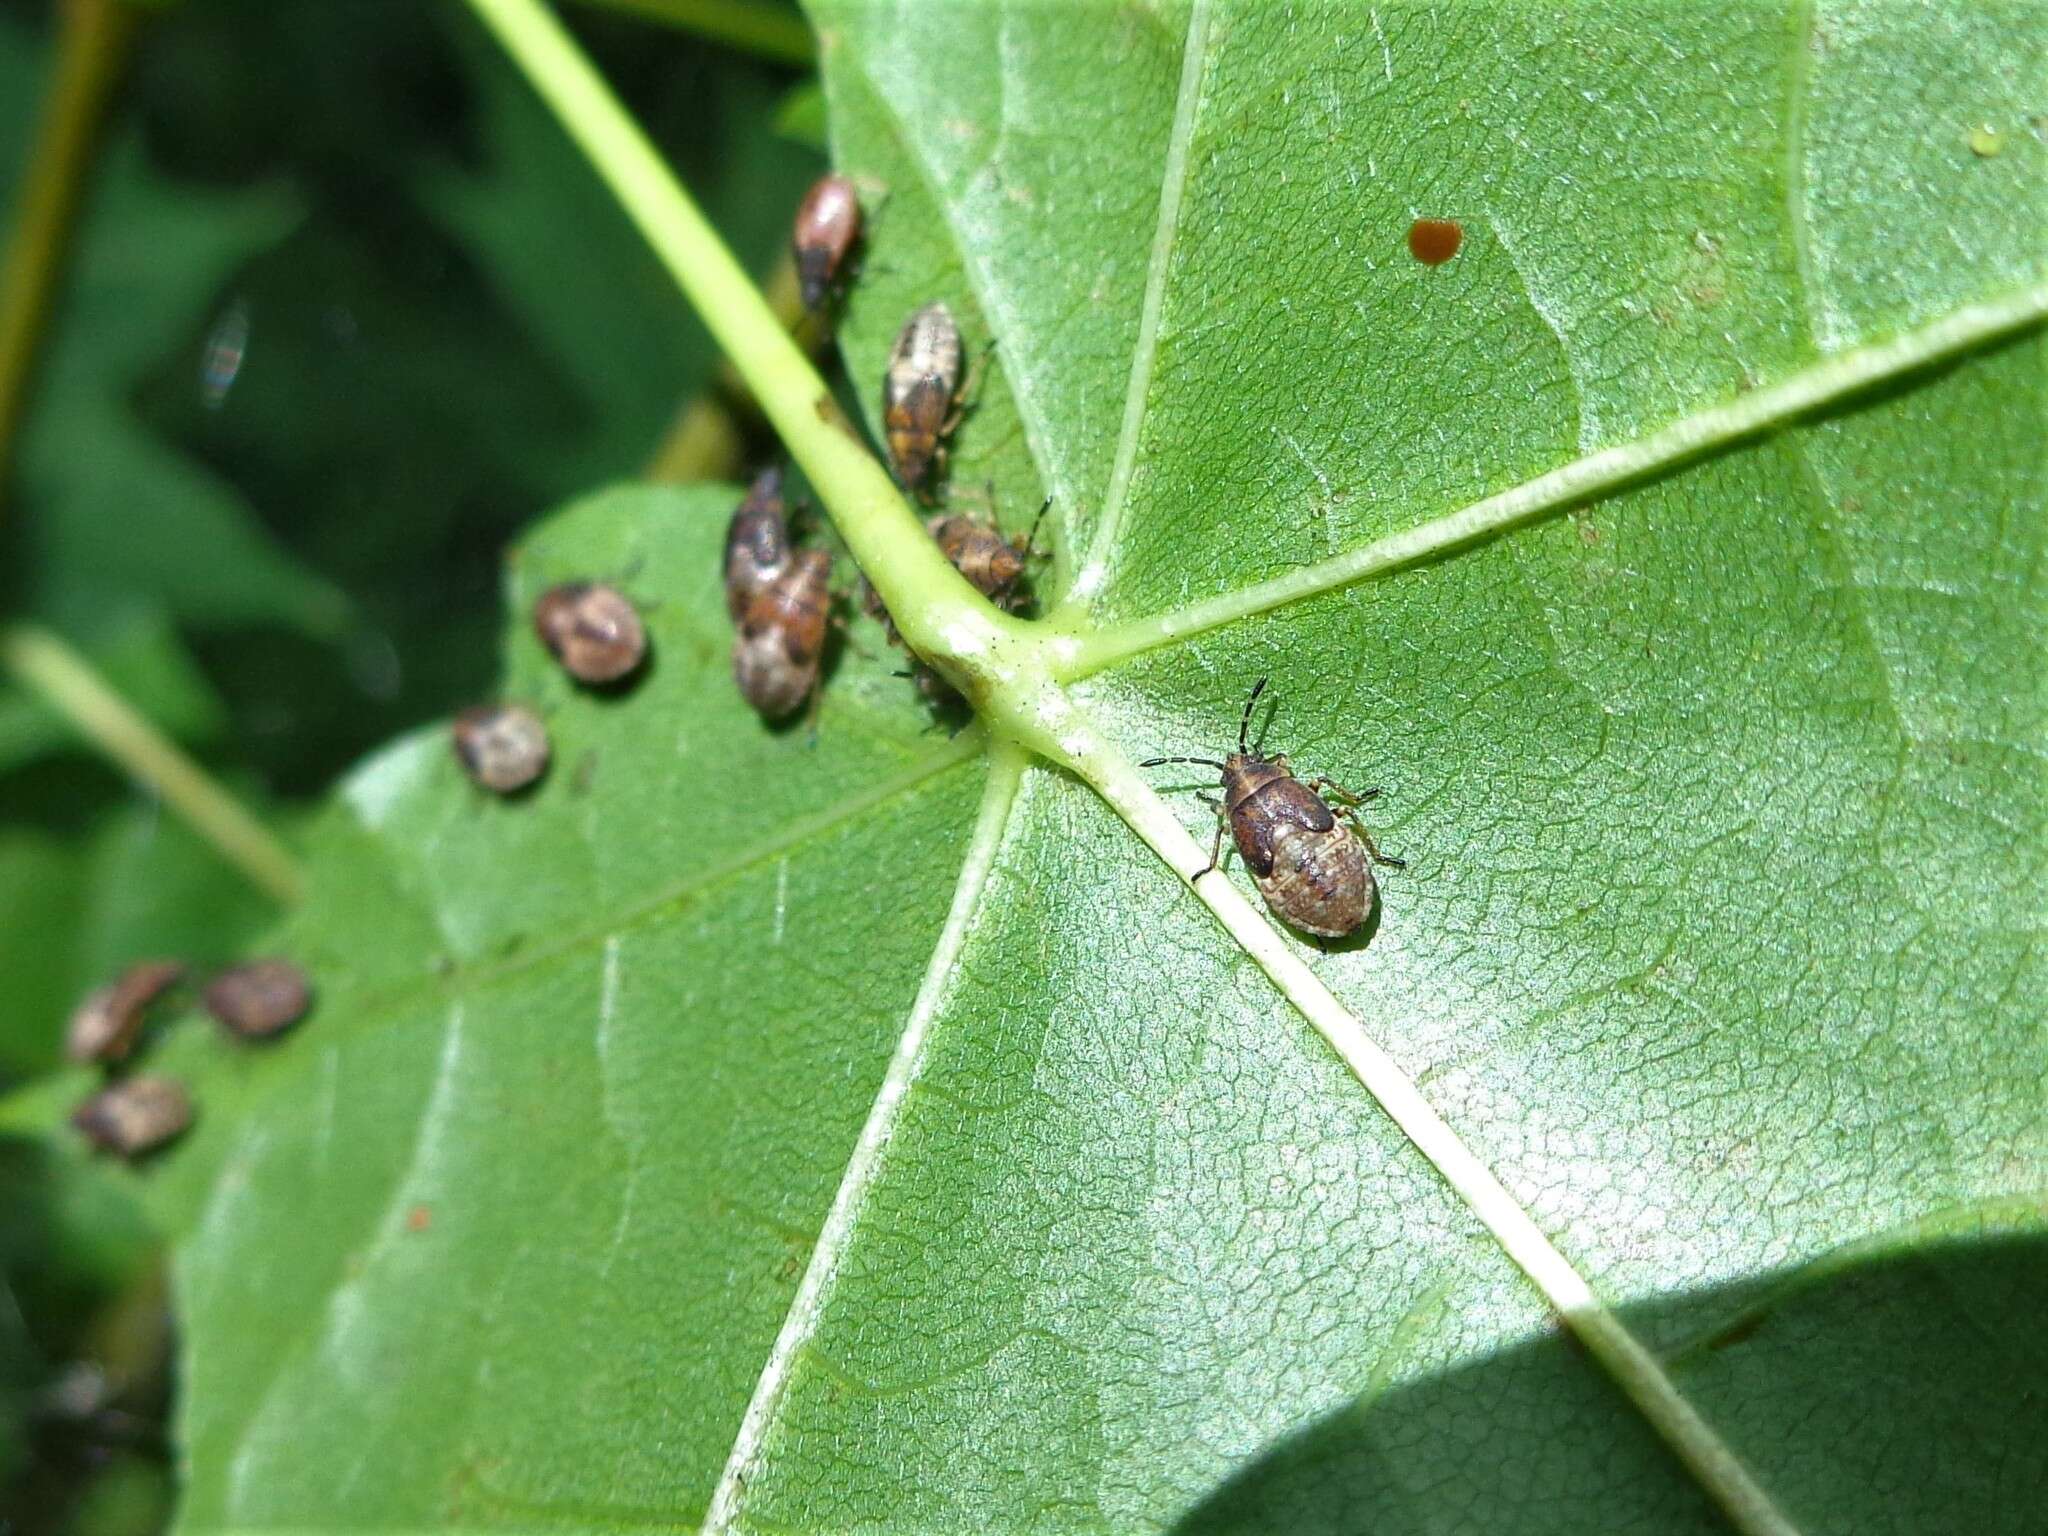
<box><xmin>1173</xmin><ymin>1230</ymin><xmax>2048</xmax><ymax>1536</ymax></box>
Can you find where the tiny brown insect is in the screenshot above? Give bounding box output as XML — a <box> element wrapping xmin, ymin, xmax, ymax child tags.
<box><xmin>452</xmin><ymin>704</ymin><xmax>550</xmax><ymax>794</ymax></box>
<box><xmin>733</xmin><ymin>548</ymin><xmax>833</xmax><ymax>721</ymax></box>
<box><xmin>725</xmin><ymin>466</ymin><xmax>790</xmax><ymax>622</ymax></box>
<box><xmin>1142</xmin><ymin>679</ymin><xmax>1404</xmax><ymax>939</ymax></box>
<box><xmin>1407</xmin><ymin>217</ymin><xmax>1463</xmax><ymax>266</ymax></box>
<box><xmin>65</xmin><ymin>959</ymin><xmax>183</xmax><ymax>1065</ymax></box>
<box><xmin>883</xmin><ymin>301</ymin><xmax>979</xmax><ymax>493</ymax></box>
<box><xmin>71</xmin><ymin>1075</ymin><xmax>193</xmax><ymax>1159</ymax></box>
<box><xmin>534</xmin><ymin>581</ymin><xmax>646</xmax><ymax>685</ymax></box>
<box><xmin>927</xmin><ymin>494</ymin><xmax>1050</xmax><ymax>612</ymax></box>
<box><xmin>792</xmin><ymin>172</ymin><xmax>862</xmax><ymax>310</ymax></box>
<box><xmin>203</xmin><ymin>958</ymin><xmax>312</xmax><ymax>1040</ymax></box>
<box><xmin>863</xmin><ymin>497</ymin><xmax>1046</xmax><ymax>650</ymax></box>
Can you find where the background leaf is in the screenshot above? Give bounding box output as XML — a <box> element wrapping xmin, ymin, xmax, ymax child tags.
<box><xmin>6</xmin><ymin>1</ymin><xmax>2044</xmax><ymax>1533</ymax></box>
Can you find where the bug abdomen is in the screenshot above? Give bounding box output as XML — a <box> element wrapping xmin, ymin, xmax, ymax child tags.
<box><xmin>885</xmin><ymin>377</ymin><xmax>951</xmax><ymax>485</ymax></box>
<box><xmin>724</xmin><ymin>469</ymin><xmax>789</xmax><ymax>620</ymax></box>
<box><xmin>1255</xmin><ymin>821</ymin><xmax>1373</xmax><ymax>938</ymax></box>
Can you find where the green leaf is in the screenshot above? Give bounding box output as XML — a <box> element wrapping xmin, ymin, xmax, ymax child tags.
<box><xmin>32</xmin><ymin>2</ymin><xmax>2045</xmax><ymax>1532</ymax></box>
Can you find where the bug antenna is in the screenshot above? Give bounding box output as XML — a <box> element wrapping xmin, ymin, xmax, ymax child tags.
<box><xmin>1023</xmin><ymin>495</ymin><xmax>1053</xmax><ymax>557</ymax></box>
<box><xmin>1239</xmin><ymin>678</ymin><xmax>1269</xmax><ymax>753</ymax></box>
<box><xmin>1140</xmin><ymin>755</ymin><xmax>1227</xmax><ymax>770</ymax></box>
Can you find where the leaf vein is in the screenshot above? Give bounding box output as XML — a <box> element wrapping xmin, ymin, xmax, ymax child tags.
<box><xmin>1065</xmin><ymin>0</ymin><xmax>1213</xmax><ymax>603</ymax></box>
<box><xmin>1065</xmin><ymin>284</ymin><xmax>2048</xmax><ymax>678</ymax></box>
<box><xmin>702</xmin><ymin>747</ymin><xmax>1031</xmax><ymax>1532</ymax></box>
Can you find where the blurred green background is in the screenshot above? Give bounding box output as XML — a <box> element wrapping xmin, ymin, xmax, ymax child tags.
<box><xmin>0</xmin><ymin>2</ymin><xmax>818</xmax><ymax>1527</ymax></box>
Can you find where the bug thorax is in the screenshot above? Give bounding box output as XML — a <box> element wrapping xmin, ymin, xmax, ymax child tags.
<box><xmin>887</xmin><ymin>301</ymin><xmax>962</xmax><ymax>390</ymax></box>
<box><xmin>725</xmin><ymin>468</ymin><xmax>791</xmax><ymax>620</ymax></box>
<box><xmin>743</xmin><ymin>549</ymin><xmax>832</xmax><ymax>642</ymax></box>
<box><xmin>1219</xmin><ymin>752</ymin><xmax>1293</xmax><ymax>808</ymax></box>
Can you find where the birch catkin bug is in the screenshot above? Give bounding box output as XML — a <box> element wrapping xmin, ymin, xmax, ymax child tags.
<box><xmin>452</xmin><ymin>704</ymin><xmax>550</xmax><ymax>793</ymax></box>
<box><xmin>72</xmin><ymin>1076</ymin><xmax>192</xmax><ymax>1158</ymax></box>
<box><xmin>865</xmin><ymin>497</ymin><xmax>1049</xmax><ymax>646</ymax></box>
<box><xmin>724</xmin><ymin>466</ymin><xmax>789</xmax><ymax>622</ymax></box>
<box><xmin>204</xmin><ymin>959</ymin><xmax>312</xmax><ymax>1040</ymax></box>
<box><xmin>883</xmin><ymin>301</ymin><xmax>975</xmax><ymax>493</ymax></box>
<box><xmin>926</xmin><ymin>494</ymin><xmax>1049</xmax><ymax>612</ymax></box>
<box><xmin>534</xmin><ymin>582</ymin><xmax>646</xmax><ymax>685</ymax></box>
<box><xmin>66</xmin><ymin>960</ymin><xmax>184</xmax><ymax>1065</ymax></box>
<box><xmin>792</xmin><ymin>173</ymin><xmax>862</xmax><ymax>310</ymax></box>
<box><xmin>733</xmin><ymin>548</ymin><xmax>833</xmax><ymax>721</ymax></box>
<box><xmin>1142</xmin><ymin>680</ymin><xmax>1404</xmax><ymax>939</ymax></box>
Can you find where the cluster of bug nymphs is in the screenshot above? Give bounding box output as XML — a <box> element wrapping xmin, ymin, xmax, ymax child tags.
<box><xmin>450</xmin><ymin>578</ymin><xmax>650</xmax><ymax>795</ymax></box>
<box><xmin>66</xmin><ymin>956</ymin><xmax>314</xmax><ymax>1158</ymax></box>
<box><xmin>727</xmin><ymin>466</ymin><xmax>836</xmax><ymax>724</ymax></box>
<box><xmin>722</xmin><ymin>172</ymin><xmax>1049</xmax><ymax>722</ymax></box>
<box><xmin>1143</xmin><ymin>680</ymin><xmax>1405</xmax><ymax>943</ymax></box>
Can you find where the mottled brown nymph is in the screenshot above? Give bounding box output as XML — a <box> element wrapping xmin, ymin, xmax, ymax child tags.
<box><xmin>204</xmin><ymin>958</ymin><xmax>312</xmax><ymax>1040</ymax></box>
<box><xmin>72</xmin><ymin>1075</ymin><xmax>192</xmax><ymax>1159</ymax></box>
<box><xmin>927</xmin><ymin>495</ymin><xmax>1049</xmax><ymax>612</ymax></box>
<box><xmin>724</xmin><ymin>466</ymin><xmax>790</xmax><ymax>622</ymax></box>
<box><xmin>1142</xmin><ymin>680</ymin><xmax>1403</xmax><ymax>939</ymax></box>
<box><xmin>534</xmin><ymin>581</ymin><xmax>646</xmax><ymax>685</ymax></box>
<box><xmin>66</xmin><ymin>959</ymin><xmax>184</xmax><ymax>1064</ymax></box>
<box><xmin>733</xmin><ymin>548</ymin><xmax>833</xmax><ymax>721</ymax></box>
<box><xmin>883</xmin><ymin>301</ymin><xmax>970</xmax><ymax>493</ymax></box>
<box><xmin>452</xmin><ymin>704</ymin><xmax>550</xmax><ymax>794</ymax></box>
<box><xmin>792</xmin><ymin>173</ymin><xmax>862</xmax><ymax>310</ymax></box>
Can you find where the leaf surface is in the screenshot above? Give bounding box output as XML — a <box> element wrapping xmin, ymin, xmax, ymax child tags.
<box><xmin>33</xmin><ymin>2</ymin><xmax>2047</xmax><ymax>1532</ymax></box>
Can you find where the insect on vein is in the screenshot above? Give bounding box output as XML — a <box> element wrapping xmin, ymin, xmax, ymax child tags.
<box><xmin>1142</xmin><ymin>679</ymin><xmax>1404</xmax><ymax>940</ymax></box>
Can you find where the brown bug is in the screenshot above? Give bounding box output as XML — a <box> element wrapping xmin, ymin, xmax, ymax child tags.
<box><xmin>733</xmin><ymin>548</ymin><xmax>833</xmax><ymax>722</ymax></box>
<box><xmin>204</xmin><ymin>958</ymin><xmax>312</xmax><ymax>1040</ymax></box>
<box><xmin>72</xmin><ymin>1075</ymin><xmax>192</xmax><ymax>1159</ymax></box>
<box><xmin>1142</xmin><ymin>679</ymin><xmax>1403</xmax><ymax>939</ymax></box>
<box><xmin>928</xmin><ymin>494</ymin><xmax>1050</xmax><ymax>612</ymax></box>
<box><xmin>534</xmin><ymin>581</ymin><xmax>646</xmax><ymax>685</ymax></box>
<box><xmin>65</xmin><ymin>959</ymin><xmax>183</xmax><ymax>1065</ymax></box>
<box><xmin>724</xmin><ymin>466</ymin><xmax>790</xmax><ymax>622</ymax></box>
<box><xmin>452</xmin><ymin>704</ymin><xmax>550</xmax><ymax>793</ymax></box>
<box><xmin>866</xmin><ymin>495</ymin><xmax>1050</xmax><ymax>648</ymax></box>
<box><xmin>883</xmin><ymin>301</ymin><xmax>983</xmax><ymax>493</ymax></box>
<box><xmin>792</xmin><ymin>173</ymin><xmax>861</xmax><ymax>310</ymax></box>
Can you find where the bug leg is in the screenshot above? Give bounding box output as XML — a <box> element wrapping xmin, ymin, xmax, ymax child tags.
<box><xmin>1190</xmin><ymin>794</ymin><xmax>1230</xmax><ymax>884</ymax></box>
<box><xmin>1339</xmin><ymin>808</ymin><xmax>1405</xmax><ymax>870</ymax></box>
<box><xmin>1306</xmin><ymin>775</ymin><xmax>1381</xmax><ymax>807</ymax></box>
<box><xmin>938</xmin><ymin>341</ymin><xmax>1000</xmax><ymax>440</ymax></box>
<box><xmin>960</xmin><ymin>338</ymin><xmax>998</xmax><ymax>411</ymax></box>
